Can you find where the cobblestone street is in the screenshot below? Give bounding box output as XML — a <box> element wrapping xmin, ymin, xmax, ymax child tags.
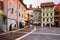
<box><xmin>0</xmin><ymin>26</ymin><xmax>33</xmax><ymax>40</ymax></box>
<box><xmin>21</xmin><ymin>27</ymin><xmax>60</xmax><ymax>40</ymax></box>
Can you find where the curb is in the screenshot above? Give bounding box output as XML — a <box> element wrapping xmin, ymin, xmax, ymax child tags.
<box><xmin>15</xmin><ymin>26</ymin><xmax>36</xmax><ymax>40</ymax></box>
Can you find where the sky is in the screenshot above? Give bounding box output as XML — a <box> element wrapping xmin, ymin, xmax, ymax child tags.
<box><xmin>23</xmin><ymin>0</ymin><xmax>60</xmax><ymax>8</ymax></box>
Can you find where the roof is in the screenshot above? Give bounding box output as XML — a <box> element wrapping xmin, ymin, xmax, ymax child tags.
<box><xmin>41</xmin><ymin>2</ymin><xmax>55</xmax><ymax>7</ymax></box>
<box><xmin>28</xmin><ymin>8</ymin><xmax>41</xmax><ymax>12</ymax></box>
<box><xmin>33</xmin><ymin>8</ymin><xmax>41</xmax><ymax>12</ymax></box>
<box><xmin>55</xmin><ymin>3</ymin><xmax>60</xmax><ymax>12</ymax></box>
<box><xmin>19</xmin><ymin>0</ymin><xmax>28</xmax><ymax>9</ymax></box>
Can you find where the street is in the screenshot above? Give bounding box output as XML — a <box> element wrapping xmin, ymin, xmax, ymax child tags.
<box><xmin>21</xmin><ymin>27</ymin><xmax>60</xmax><ymax>40</ymax></box>
<box><xmin>0</xmin><ymin>26</ymin><xmax>33</xmax><ymax>40</ymax></box>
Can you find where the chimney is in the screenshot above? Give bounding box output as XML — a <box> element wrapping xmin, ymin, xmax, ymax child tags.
<box><xmin>29</xmin><ymin>4</ymin><xmax>32</xmax><ymax>8</ymax></box>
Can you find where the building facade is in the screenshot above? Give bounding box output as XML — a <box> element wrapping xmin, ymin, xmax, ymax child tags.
<box><xmin>54</xmin><ymin>3</ymin><xmax>60</xmax><ymax>27</ymax></box>
<box><xmin>0</xmin><ymin>0</ymin><xmax>27</xmax><ymax>32</ymax></box>
<box><xmin>33</xmin><ymin>8</ymin><xmax>41</xmax><ymax>23</ymax></box>
<box><xmin>41</xmin><ymin>2</ymin><xmax>55</xmax><ymax>27</ymax></box>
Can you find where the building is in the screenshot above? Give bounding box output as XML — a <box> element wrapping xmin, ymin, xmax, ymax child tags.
<box><xmin>28</xmin><ymin>5</ymin><xmax>34</xmax><ymax>21</ymax></box>
<box><xmin>33</xmin><ymin>7</ymin><xmax>41</xmax><ymax>25</ymax></box>
<box><xmin>54</xmin><ymin>3</ymin><xmax>60</xmax><ymax>27</ymax></box>
<box><xmin>18</xmin><ymin>0</ymin><xmax>28</xmax><ymax>28</ymax></box>
<box><xmin>41</xmin><ymin>2</ymin><xmax>55</xmax><ymax>27</ymax></box>
<box><xmin>0</xmin><ymin>0</ymin><xmax>27</xmax><ymax>32</ymax></box>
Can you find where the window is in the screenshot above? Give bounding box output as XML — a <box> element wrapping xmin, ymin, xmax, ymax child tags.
<box><xmin>47</xmin><ymin>18</ymin><xmax>49</xmax><ymax>22</ymax></box>
<box><xmin>31</xmin><ymin>15</ymin><xmax>33</xmax><ymax>17</ymax></box>
<box><xmin>19</xmin><ymin>4</ymin><xmax>20</xmax><ymax>8</ymax></box>
<box><xmin>11</xmin><ymin>8</ymin><xmax>14</xmax><ymax>14</ymax></box>
<box><xmin>43</xmin><ymin>13</ymin><xmax>45</xmax><ymax>16</ymax></box>
<box><xmin>43</xmin><ymin>18</ymin><xmax>45</xmax><ymax>22</ymax></box>
<box><xmin>14</xmin><ymin>24</ymin><xmax>16</xmax><ymax>27</ymax></box>
<box><xmin>51</xmin><ymin>13</ymin><xmax>52</xmax><ymax>16</ymax></box>
<box><xmin>22</xmin><ymin>15</ymin><xmax>23</xmax><ymax>17</ymax></box>
<box><xmin>0</xmin><ymin>1</ymin><xmax>3</xmax><ymax>10</ymax></box>
<box><xmin>22</xmin><ymin>7</ymin><xmax>23</xmax><ymax>10</ymax></box>
<box><xmin>51</xmin><ymin>18</ymin><xmax>52</xmax><ymax>22</ymax></box>
<box><xmin>19</xmin><ymin>13</ymin><xmax>20</xmax><ymax>16</ymax></box>
<box><xmin>47</xmin><ymin>13</ymin><xmax>48</xmax><ymax>16</ymax></box>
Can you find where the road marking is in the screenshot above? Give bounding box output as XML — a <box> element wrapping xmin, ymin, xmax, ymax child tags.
<box><xmin>32</xmin><ymin>32</ymin><xmax>60</xmax><ymax>36</ymax></box>
<box><xmin>15</xmin><ymin>26</ymin><xmax>36</xmax><ymax>40</ymax></box>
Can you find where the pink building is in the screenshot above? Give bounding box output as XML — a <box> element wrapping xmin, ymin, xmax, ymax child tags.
<box><xmin>0</xmin><ymin>0</ymin><xmax>27</xmax><ymax>31</ymax></box>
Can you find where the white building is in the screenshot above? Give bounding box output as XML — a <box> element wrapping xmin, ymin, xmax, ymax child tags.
<box><xmin>41</xmin><ymin>2</ymin><xmax>55</xmax><ymax>27</ymax></box>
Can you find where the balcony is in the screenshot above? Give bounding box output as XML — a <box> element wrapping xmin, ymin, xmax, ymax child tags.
<box><xmin>54</xmin><ymin>15</ymin><xmax>60</xmax><ymax>17</ymax></box>
<box><xmin>54</xmin><ymin>18</ymin><xmax>59</xmax><ymax>21</ymax></box>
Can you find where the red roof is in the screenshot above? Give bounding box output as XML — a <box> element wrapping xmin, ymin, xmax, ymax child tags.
<box><xmin>41</xmin><ymin>2</ymin><xmax>55</xmax><ymax>7</ymax></box>
<box><xmin>55</xmin><ymin>3</ymin><xmax>60</xmax><ymax>12</ymax></box>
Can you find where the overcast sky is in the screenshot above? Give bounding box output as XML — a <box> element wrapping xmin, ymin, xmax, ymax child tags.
<box><xmin>23</xmin><ymin>0</ymin><xmax>60</xmax><ymax>8</ymax></box>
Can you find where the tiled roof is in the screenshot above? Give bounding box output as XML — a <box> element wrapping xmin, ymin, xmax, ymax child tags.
<box><xmin>41</xmin><ymin>2</ymin><xmax>55</xmax><ymax>7</ymax></box>
<box><xmin>55</xmin><ymin>3</ymin><xmax>60</xmax><ymax>12</ymax></box>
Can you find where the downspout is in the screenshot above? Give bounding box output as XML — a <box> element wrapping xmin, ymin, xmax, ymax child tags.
<box><xmin>17</xmin><ymin>0</ymin><xmax>19</xmax><ymax>28</ymax></box>
<box><xmin>6</xmin><ymin>0</ymin><xmax>8</xmax><ymax>31</ymax></box>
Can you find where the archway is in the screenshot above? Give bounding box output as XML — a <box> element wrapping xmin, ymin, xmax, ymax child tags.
<box><xmin>9</xmin><ymin>24</ymin><xmax>12</xmax><ymax>31</ymax></box>
<box><xmin>46</xmin><ymin>23</ymin><xmax>50</xmax><ymax>27</ymax></box>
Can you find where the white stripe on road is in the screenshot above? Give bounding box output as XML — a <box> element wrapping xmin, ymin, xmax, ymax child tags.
<box><xmin>32</xmin><ymin>32</ymin><xmax>60</xmax><ymax>36</ymax></box>
<box><xmin>15</xmin><ymin>26</ymin><xmax>36</xmax><ymax>40</ymax></box>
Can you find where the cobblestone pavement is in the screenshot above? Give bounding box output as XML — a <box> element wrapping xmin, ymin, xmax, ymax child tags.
<box><xmin>0</xmin><ymin>26</ymin><xmax>33</xmax><ymax>40</ymax></box>
<box><xmin>0</xmin><ymin>32</ymin><xmax>26</xmax><ymax>40</ymax></box>
<box><xmin>21</xmin><ymin>27</ymin><xmax>60</xmax><ymax>40</ymax></box>
<box><xmin>21</xmin><ymin>34</ymin><xmax>60</xmax><ymax>40</ymax></box>
<box><xmin>34</xmin><ymin>27</ymin><xmax>60</xmax><ymax>34</ymax></box>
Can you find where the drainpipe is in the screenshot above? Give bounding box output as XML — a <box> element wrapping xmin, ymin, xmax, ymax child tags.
<box><xmin>17</xmin><ymin>0</ymin><xmax>18</xmax><ymax>29</ymax></box>
<box><xmin>6</xmin><ymin>0</ymin><xmax>8</xmax><ymax>32</ymax></box>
